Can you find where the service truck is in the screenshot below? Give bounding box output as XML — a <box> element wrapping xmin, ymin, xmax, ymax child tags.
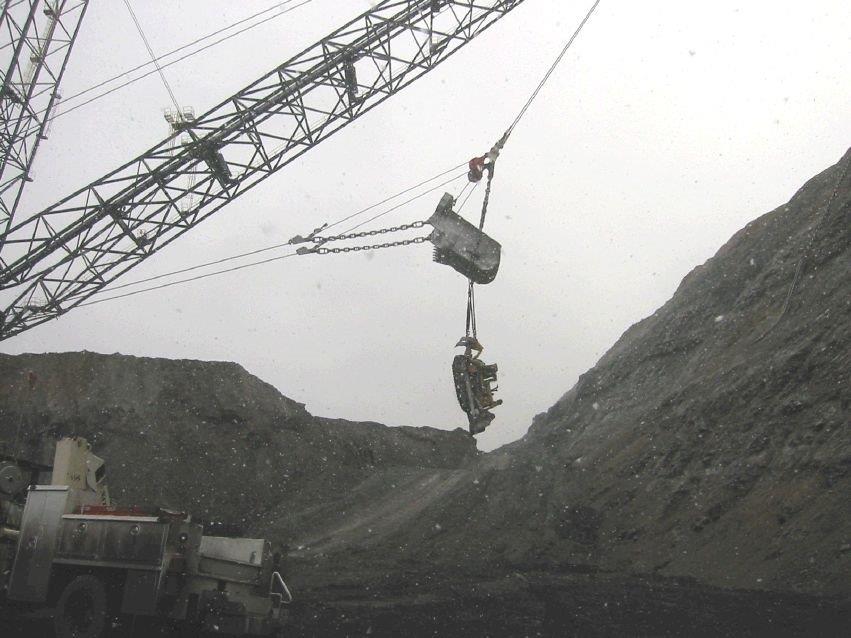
<box><xmin>0</xmin><ymin>437</ymin><xmax>291</xmax><ymax>637</ymax></box>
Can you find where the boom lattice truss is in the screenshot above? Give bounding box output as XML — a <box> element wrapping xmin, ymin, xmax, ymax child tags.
<box><xmin>0</xmin><ymin>0</ymin><xmax>89</xmax><ymax>243</ymax></box>
<box><xmin>0</xmin><ymin>0</ymin><xmax>526</xmax><ymax>340</ymax></box>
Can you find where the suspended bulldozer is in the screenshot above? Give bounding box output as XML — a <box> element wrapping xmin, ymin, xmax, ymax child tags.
<box><xmin>427</xmin><ymin>193</ymin><xmax>501</xmax><ymax>284</ymax></box>
<box><xmin>452</xmin><ymin>337</ymin><xmax>502</xmax><ymax>435</ymax></box>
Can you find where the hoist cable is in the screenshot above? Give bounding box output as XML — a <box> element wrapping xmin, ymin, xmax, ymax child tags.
<box><xmin>330</xmin><ymin>163</ymin><xmax>466</xmax><ymax>232</ymax></box>
<box><xmin>58</xmin><ymin>0</ymin><xmax>302</xmax><ymax>109</ymax></box>
<box><xmin>100</xmin><ymin>239</ymin><xmax>296</xmax><ymax>294</ymax></box>
<box><xmin>340</xmin><ymin>172</ymin><xmax>467</xmax><ymax>234</ymax></box>
<box><xmin>465</xmin><ymin>280</ymin><xmax>477</xmax><ymax>338</ymax></box>
<box><xmin>474</xmin><ymin>0</ymin><xmax>601</xmax><ymax>230</ymax></box>
<box><xmin>78</xmin><ymin>252</ymin><xmax>300</xmax><ymax>307</ymax></box>
<box><xmin>122</xmin><ymin>0</ymin><xmax>182</xmax><ymax>112</ymax></box>
<box><xmin>50</xmin><ymin>0</ymin><xmax>313</xmax><ymax>121</ymax></box>
<box><xmin>457</xmin><ymin>180</ymin><xmax>480</xmax><ymax>213</ymax></box>
<box><xmin>477</xmin><ymin>165</ymin><xmax>496</xmax><ymax>230</ymax></box>
<box><xmin>454</xmin><ymin>181</ymin><xmax>472</xmax><ymax>206</ymax></box>
<box><xmin>462</xmin><ymin>0</ymin><xmax>602</xmax><ymax>341</ymax></box>
<box><xmin>506</xmin><ymin>0</ymin><xmax>602</xmax><ymax>137</ymax></box>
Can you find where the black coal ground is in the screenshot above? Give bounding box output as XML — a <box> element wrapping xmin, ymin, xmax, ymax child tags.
<box><xmin>3</xmin><ymin>570</ymin><xmax>848</xmax><ymax>637</ymax></box>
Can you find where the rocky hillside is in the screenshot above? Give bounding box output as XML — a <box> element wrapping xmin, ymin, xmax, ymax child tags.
<box><xmin>0</xmin><ymin>352</ymin><xmax>477</xmax><ymax>534</ymax></box>
<box><xmin>280</xmin><ymin>148</ymin><xmax>851</xmax><ymax>597</ymax></box>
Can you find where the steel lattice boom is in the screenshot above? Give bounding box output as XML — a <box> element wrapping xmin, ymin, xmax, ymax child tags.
<box><xmin>0</xmin><ymin>0</ymin><xmax>526</xmax><ymax>341</ymax></box>
<box><xmin>0</xmin><ymin>0</ymin><xmax>89</xmax><ymax>241</ymax></box>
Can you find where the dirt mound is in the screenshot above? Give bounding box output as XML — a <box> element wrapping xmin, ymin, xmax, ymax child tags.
<box><xmin>0</xmin><ymin>351</ymin><xmax>477</xmax><ymax>534</ymax></box>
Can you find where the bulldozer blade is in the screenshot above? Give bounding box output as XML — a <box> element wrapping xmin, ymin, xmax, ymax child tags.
<box><xmin>427</xmin><ymin>193</ymin><xmax>501</xmax><ymax>284</ymax></box>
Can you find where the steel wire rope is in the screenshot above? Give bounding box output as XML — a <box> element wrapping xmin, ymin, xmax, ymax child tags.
<box><xmin>466</xmin><ymin>0</ymin><xmax>601</xmax><ymax>230</ymax></box>
<box><xmin>466</xmin><ymin>0</ymin><xmax>604</xmax><ymax>226</ymax></box>
<box><xmin>457</xmin><ymin>180</ymin><xmax>480</xmax><ymax>213</ymax></box>
<box><xmin>505</xmin><ymin>0</ymin><xmax>602</xmax><ymax>138</ymax></box>
<box><xmin>470</xmin><ymin>0</ymin><xmax>603</xmax><ymax>223</ymax></box>
<box><xmin>56</xmin><ymin>0</ymin><xmax>301</xmax><ymax>109</ymax></box>
<box><xmin>325</xmin><ymin>162</ymin><xmax>466</xmax><ymax>233</ymax></box>
<box><xmin>455</xmin><ymin>181</ymin><xmax>472</xmax><ymax>204</ymax></box>
<box><xmin>122</xmin><ymin>0</ymin><xmax>181</xmax><ymax>112</ymax></box>
<box><xmin>77</xmin><ymin>252</ymin><xmax>301</xmax><ymax>308</ymax></box>
<box><xmin>339</xmin><ymin>172</ymin><xmax>467</xmax><ymax>234</ymax></box>
<box><xmin>462</xmin><ymin>0</ymin><xmax>602</xmax><ymax>338</ymax></box>
<box><xmin>84</xmin><ymin>165</ymin><xmax>468</xmax><ymax>299</ymax></box>
<box><xmin>47</xmin><ymin>0</ymin><xmax>313</xmax><ymax>121</ymax></box>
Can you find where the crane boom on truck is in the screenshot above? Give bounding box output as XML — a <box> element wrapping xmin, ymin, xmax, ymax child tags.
<box><xmin>0</xmin><ymin>0</ymin><xmax>529</xmax><ymax>341</ymax></box>
<box><xmin>1</xmin><ymin>437</ymin><xmax>291</xmax><ymax>637</ymax></box>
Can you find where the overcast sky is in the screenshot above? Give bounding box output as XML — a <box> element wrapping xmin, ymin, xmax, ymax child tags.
<box><xmin>1</xmin><ymin>0</ymin><xmax>849</xmax><ymax>451</ymax></box>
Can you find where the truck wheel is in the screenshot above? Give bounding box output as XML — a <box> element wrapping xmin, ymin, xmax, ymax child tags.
<box><xmin>53</xmin><ymin>574</ymin><xmax>108</xmax><ymax>638</ymax></box>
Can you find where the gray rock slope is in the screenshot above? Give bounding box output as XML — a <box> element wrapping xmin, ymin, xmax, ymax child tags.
<box><xmin>326</xmin><ymin>147</ymin><xmax>849</xmax><ymax>596</ymax></box>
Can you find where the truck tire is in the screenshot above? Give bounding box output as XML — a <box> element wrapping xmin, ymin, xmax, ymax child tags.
<box><xmin>53</xmin><ymin>574</ymin><xmax>109</xmax><ymax>638</ymax></box>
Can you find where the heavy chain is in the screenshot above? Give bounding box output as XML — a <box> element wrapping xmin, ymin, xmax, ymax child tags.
<box><xmin>311</xmin><ymin>220</ymin><xmax>426</xmax><ymax>244</ymax></box>
<box><xmin>315</xmin><ymin>235</ymin><xmax>429</xmax><ymax>254</ymax></box>
<box><xmin>294</xmin><ymin>219</ymin><xmax>430</xmax><ymax>255</ymax></box>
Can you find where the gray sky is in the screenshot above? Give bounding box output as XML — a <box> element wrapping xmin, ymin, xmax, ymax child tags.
<box><xmin>2</xmin><ymin>0</ymin><xmax>849</xmax><ymax>451</ymax></box>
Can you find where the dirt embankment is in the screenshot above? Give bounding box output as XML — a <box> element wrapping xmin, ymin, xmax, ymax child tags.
<box><xmin>0</xmin><ymin>351</ymin><xmax>478</xmax><ymax>538</ymax></box>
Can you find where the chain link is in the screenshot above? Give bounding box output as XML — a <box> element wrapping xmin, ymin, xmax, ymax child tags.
<box><xmin>295</xmin><ymin>219</ymin><xmax>431</xmax><ymax>256</ymax></box>
<box><xmin>312</xmin><ymin>220</ymin><xmax>426</xmax><ymax>244</ymax></box>
<box><xmin>315</xmin><ymin>235</ymin><xmax>429</xmax><ymax>254</ymax></box>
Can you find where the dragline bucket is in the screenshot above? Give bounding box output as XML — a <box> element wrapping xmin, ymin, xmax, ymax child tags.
<box><xmin>427</xmin><ymin>193</ymin><xmax>501</xmax><ymax>284</ymax></box>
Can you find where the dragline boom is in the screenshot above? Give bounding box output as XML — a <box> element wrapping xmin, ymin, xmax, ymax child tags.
<box><xmin>0</xmin><ymin>0</ymin><xmax>528</xmax><ymax>341</ymax></box>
